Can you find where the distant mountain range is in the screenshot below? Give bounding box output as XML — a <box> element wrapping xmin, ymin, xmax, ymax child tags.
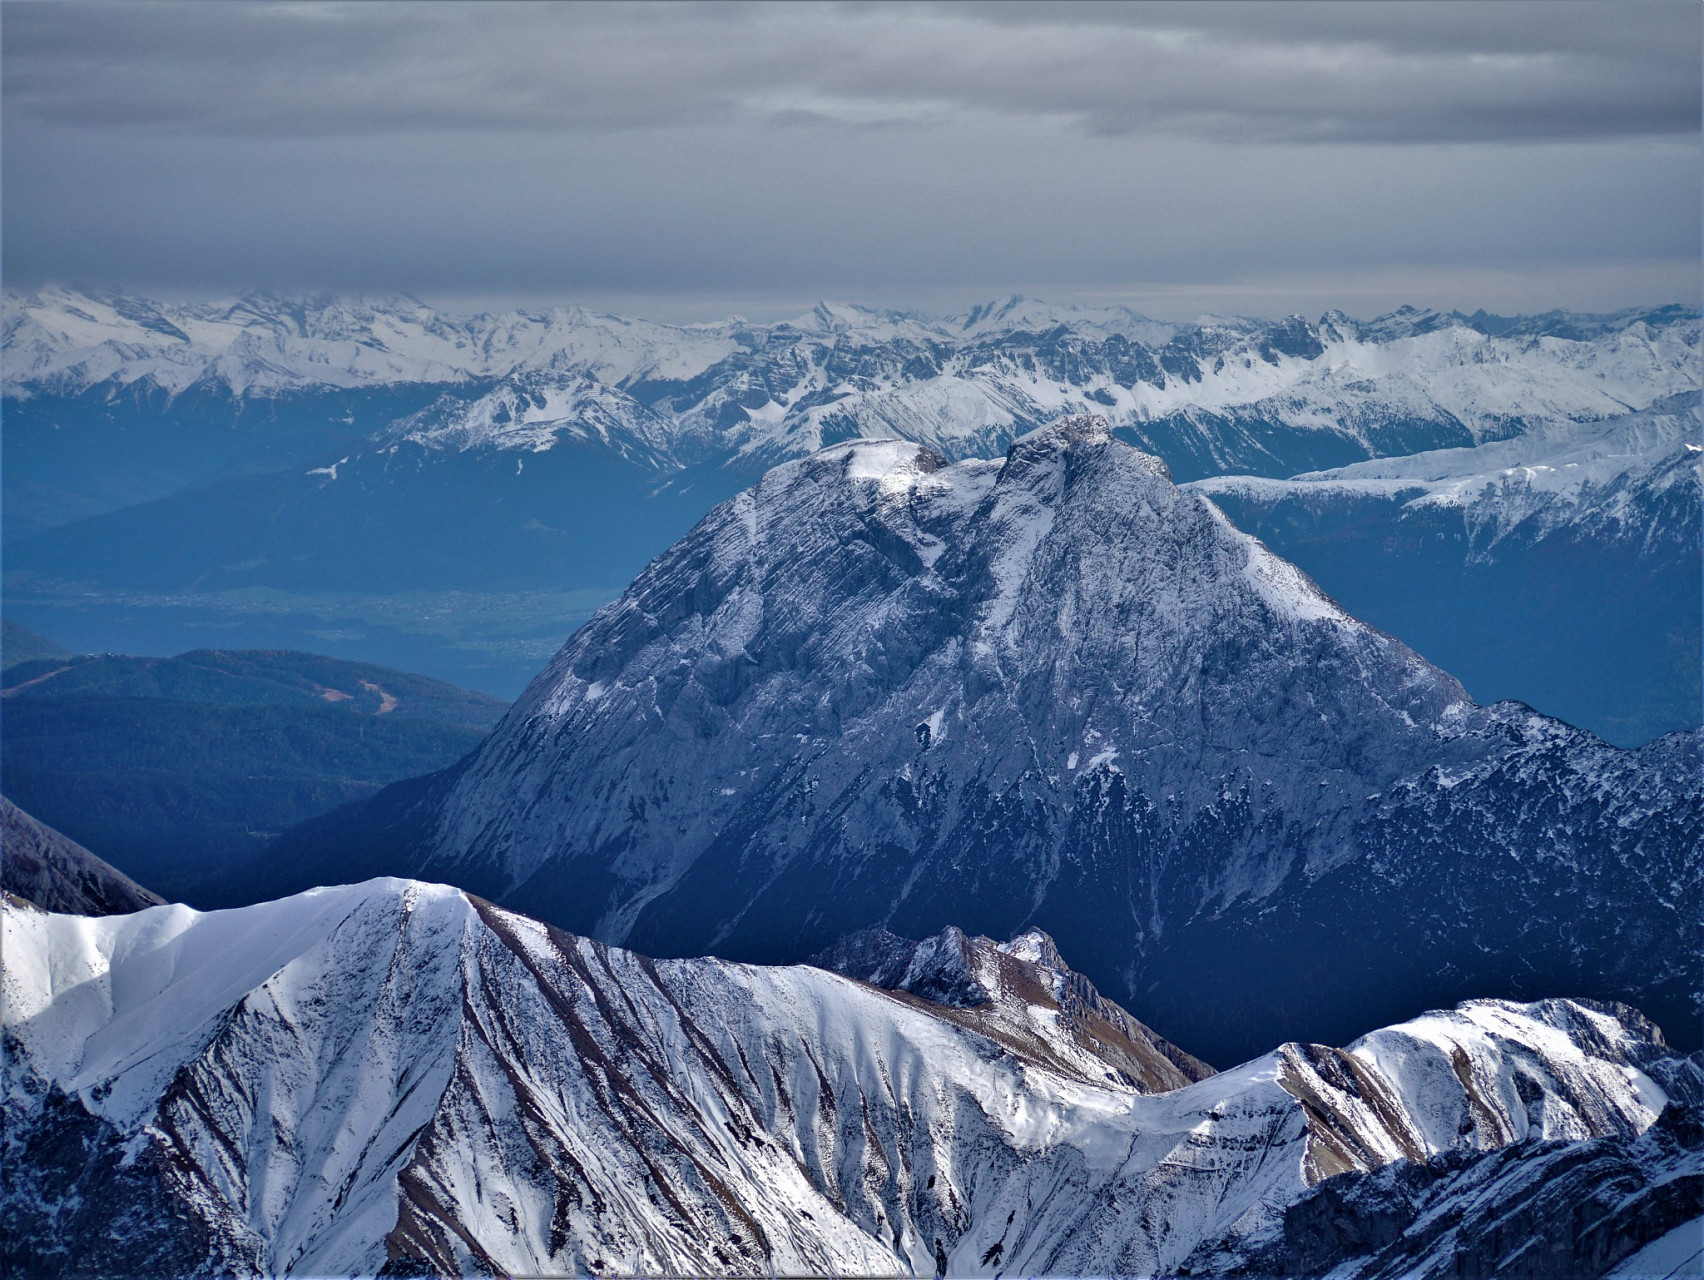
<box><xmin>8</xmin><ymin>287</ymin><xmax>1695</xmax><ymax>485</ymax></box>
<box><xmin>5</xmin><ymin>288</ymin><xmax>1697</xmax><ymax>705</ymax></box>
<box><xmin>0</xmin><ymin>647</ymin><xmax>506</xmax><ymax>902</ymax></box>
<box><xmin>5</xmin><ymin>877</ymin><xmax>1696</xmax><ymax>1278</ymax></box>
<box><xmin>253</xmin><ymin>420</ymin><xmax>1701</xmax><ymax>1066</ymax></box>
<box><xmin>1194</xmin><ymin>393</ymin><xmax>1702</xmax><ymax>562</ymax></box>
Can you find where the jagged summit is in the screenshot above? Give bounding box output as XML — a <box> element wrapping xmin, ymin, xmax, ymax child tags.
<box><xmin>811</xmin><ymin>921</ymin><xmax>1215</xmax><ymax>1092</ymax></box>
<box><xmin>1007</xmin><ymin>409</ymin><xmax>1116</xmax><ymax>453</ymax></box>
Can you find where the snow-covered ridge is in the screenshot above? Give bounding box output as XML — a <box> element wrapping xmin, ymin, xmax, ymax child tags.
<box><xmin>7</xmin><ymin>287</ymin><xmax>1696</xmax><ymax>481</ymax></box>
<box><xmin>372</xmin><ymin>373</ymin><xmax>686</xmax><ymax>467</ymax></box>
<box><xmin>3</xmin><ymin>880</ymin><xmax>1689</xmax><ymax>1278</ymax></box>
<box><xmin>1120</xmin><ymin>310</ymin><xmax>1696</xmax><ymax>427</ymax></box>
<box><xmin>1189</xmin><ymin>392</ymin><xmax>1703</xmax><ymax>555</ymax></box>
<box><xmin>355</xmin><ymin>297</ymin><xmax>1704</xmax><ymax>474</ymax></box>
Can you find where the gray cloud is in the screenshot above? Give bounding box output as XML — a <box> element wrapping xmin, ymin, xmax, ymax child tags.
<box><xmin>2</xmin><ymin>1</ymin><xmax>1698</xmax><ymax>317</ymax></box>
<box><xmin>7</xmin><ymin>1</ymin><xmax>1697</xmax><ymax>144</ymax></box>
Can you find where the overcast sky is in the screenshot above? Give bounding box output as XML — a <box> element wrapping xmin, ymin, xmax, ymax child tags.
<box><xmin>4</xmin><ymin>1</ymin><xmax>1699</xmax><ymax>321</ymax></box>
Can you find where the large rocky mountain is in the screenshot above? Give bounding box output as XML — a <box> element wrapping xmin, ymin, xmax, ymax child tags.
<box><xmin>4</xmin><ymin>880</ymin><xmax>1696</xmax><ymax>1278</ymax></box>
<box><xmin>262</xmin><ymin>418</ymin><xmax>1701</xmax><ymax>1065</ymax></box>
<box><xmin>1190</xmin><ymin>394</ymin><xmax>1703</xmax><ymax>744</ymax></box>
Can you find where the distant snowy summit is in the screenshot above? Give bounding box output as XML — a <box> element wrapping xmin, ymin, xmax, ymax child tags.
<box><xmin>5</xmin><ymin>286</ymin><xmax>1697</xmax><ymax>480</ymax></box>
<box><xmin>0</xmin><ymin>283</ymin><xmax>745</xmax><ymax>397</ymax></box>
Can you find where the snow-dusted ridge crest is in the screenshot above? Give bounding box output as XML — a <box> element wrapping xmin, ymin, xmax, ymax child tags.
<box><xmin>1188</xmin><ymin>391</ymin><xmax>1704</xmax><ymax>560</ymax></box>
<box><xmin>4</xmin><ymin>879</ymin><xmax>1697</xmax><ymax>1279</ymax></box>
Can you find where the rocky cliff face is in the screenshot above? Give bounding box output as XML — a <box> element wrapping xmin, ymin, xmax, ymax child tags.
<box><xmin>375</xmin><ymin>416</ymin><xmax>1700</xmax><ymax>1061</ymax></box>
<box><xmin>4</xmin><ymin>882</ymin><xmax>1694</xmax><ymax>1278</ymax></box>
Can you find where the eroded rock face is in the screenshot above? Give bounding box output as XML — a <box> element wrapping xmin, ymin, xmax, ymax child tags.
<box><xmin>1240</xmin><ymin>1051</ymin><xmax>1704</xmax><ymax>1280</ymax></box>
<box><xmin>379</xmin><ymin>417</ymin><xmax>1700</xmax><ymax>1062</ymax></box>
<box><xmin>2</xmin><ymin>882</ymin><xmax>1692</xmax><ymax>1278</ymax></box>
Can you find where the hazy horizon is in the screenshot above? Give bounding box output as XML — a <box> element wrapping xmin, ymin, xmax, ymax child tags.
<box><xmin>11</xmin><ymin>279</ymin><xmax>1699</xmax><ymax>331</ymax></box>
<box><xmin>5</xmin><ymin>2</ymin><xmax>1698</xmax><ymax>322</ymax></box>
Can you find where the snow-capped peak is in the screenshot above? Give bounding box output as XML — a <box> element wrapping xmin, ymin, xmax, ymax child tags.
<box><xmin>950</xmin><ymin>294</ymin><xmax>1177</xmax><ymax>345</ymax></box>
<box><xmin>791</xmin><ymin>300</ymin><xmax>945</xmax><ymax>343</ymax></box>
<box><xmin>420</xmin><ymin>419</ymin><xmax>1470</xmax><ymax>960</ymax></box>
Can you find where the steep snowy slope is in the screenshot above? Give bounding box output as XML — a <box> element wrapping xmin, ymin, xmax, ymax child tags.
<box><xmin>1192</xmin><ymin>395</ymin><xmax>1702</xmax><ymax>744</ymax></box>
<box><xmin>4</xmin><ymin>882</ymin><xmax>1695</xmax><ymax>1278</ymax></box>
<box><xmin>263</xmin><ymin>417</ymin><xmax>1701</xmax><ymax>1063</ymax></box>
<box><xmin>1242</xmin><ymin>1045</ymin><xmax>1703</xmax><ymax>1280</ymax></box>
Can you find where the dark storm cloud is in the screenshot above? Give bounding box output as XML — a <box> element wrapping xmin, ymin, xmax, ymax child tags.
<box><xmin>3</xmin><ymin>1</ymin><xmax>1698</xmax><ymax>316</ymax></box>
